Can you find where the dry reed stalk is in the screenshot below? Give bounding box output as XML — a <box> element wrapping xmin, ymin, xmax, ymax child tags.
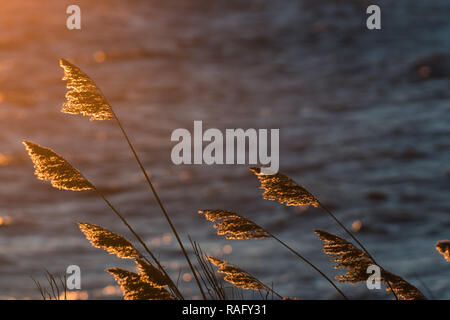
<box><xmin>23</xmin><ymin>140</ymin><xmax>183</xmax><ymax>299</ymax></box>
<box><xmin>199</xmin><ymin>209</ymin><xmax>348</xmax><ymax>299</ymax></box>
<box><xmin>60</xmin><ymin>58</ymin><xmax>206</xmax><ymax>299</ymax></box>
<box><xmin>32</xmin><ymin>271</ymin><xmax>68</xmax><ymax>300</ymax></box>
<box><xmin>315</xmin><ymin>230</ymin><xmax>426</xmax><ymax>300</ymax></box>
<box><xmin>189</xmin><ymin>238</ymin><xmax>228</xmax><ymax>300</ymax></box>
<box><xmin>249</xmin><ymin>167</ymin><xmax>401</xmax><ymax>300</ymax></box>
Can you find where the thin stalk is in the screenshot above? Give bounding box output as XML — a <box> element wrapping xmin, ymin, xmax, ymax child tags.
<box><xmin>92</xmin><ymin>187</ymin><xmax>184</xmax><ymax>300</ymax></box>
<box><xmin>268</xmin><ymin>232</ymin><xmax>348</xmax><ymax>300</ymax></box>
<box><xmin>317</xmin><ymin>201</ymin><xmax>399</xmax><ymax>300</ymax></box>
<box><xmin>190</xmin><ymin>237</ymin><xmax>284</xmax><ymax>300</ymax></box>
<box><xmin>31</xmin><ymin>277</ymin><xmax>47</xmax><ymax>300</ymax></box>
<box><xmin>257</xmin><ymin>281</ymin><xmax>283</xmax><ymax>300</ymax></box>
<box><xmin>110</xmin><ymin>109</ymin><xmax>207</xmax><ymax>300</ymax></box>
<box><xmin>190</xmin><ymin>237</ymin><xmax>226</xmax><ymax>300</ymax></box>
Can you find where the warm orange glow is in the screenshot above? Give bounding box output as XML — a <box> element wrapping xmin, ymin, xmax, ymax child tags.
<box><xmin>93</xmin><ymin>51</ymin><xmax>106</xmax><ymax>63</ymax></box>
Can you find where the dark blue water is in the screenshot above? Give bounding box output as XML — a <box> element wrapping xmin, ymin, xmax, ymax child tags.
<box><xmin>0</xmin><ymin>0</ymin><xmax>449</xmax><ymax>299</ymax></box>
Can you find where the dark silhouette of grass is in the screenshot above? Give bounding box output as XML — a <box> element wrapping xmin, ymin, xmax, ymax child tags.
<box><xmin>32</xmin><ymin>271</ymin><xmax>67</xmax><ymax>300</ymax></box>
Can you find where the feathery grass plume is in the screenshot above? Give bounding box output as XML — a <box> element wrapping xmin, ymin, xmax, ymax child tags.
<box><xmin>249</xmin><ymin>167</ymin><xmax>319</xmax><ymax>207</ymax></box>
<box><xmin>198</xmin><ymin>210</ymin><xmax>270</xmax><ymax>240</ymax></box>
<box><xmin>250</xmin><ymin>167</ymin><xmax>404</xmax><ymax>300</ymax></box>
<box><xmin>78</xmin><ymin>222</ymin><xmax>139</xmax><ymax>259</ymax></box>
<box><xmin>200</xmin><ymin>210</ymin><xmax>347</xmax><ymax>299</ymax></box>
<box><xmin>60</xmin><ymin>58</ymin><xmax>113</xmax><ymax>120</ymax></box>
<box><xmin>315</xmin><ymin>230</ymin><xmax>373</xmax><ymax>283</ymax></box>
<box><xmin>315</xmin><ymin>230</ymin><xmax>426</xmax><ymax>300</ymax></box>
<box><xmin>60</xmin><ymin>58</ymin><xmax>207</xmax><ymax>299</ymax></box>
<box><xmin>23</xmin><ymin>141</ymin><xmax>93</xmax><ymax>191</ymax></box>
<box><xmin>381</xmin><ymin>270</ymin><xmax>427</xmax><ymax>301</ymax></box>
<box><xmin>435</xmin><ymin>240</ymin><xmax>450</xmax><ymax>262</ymax></box>
<box><xmin>207</xmin><ymin>256</ymin><xmax>266</xmax><ymax>291</ymax></box>
<box><xmin>135</xmin><ymin>258</ymin><xmax>169</xmax><ymax>287</ymax></box>
<box><xmin>107</xmin><ymin>268</ymin><xmax>175</xmax><ymax>300</ymax></box>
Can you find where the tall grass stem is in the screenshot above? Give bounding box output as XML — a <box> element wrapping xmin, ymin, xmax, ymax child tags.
<box><xmin>110</xmin><ymin>109</ymin><xmax>206</xmax><ymax>300</ymax></box>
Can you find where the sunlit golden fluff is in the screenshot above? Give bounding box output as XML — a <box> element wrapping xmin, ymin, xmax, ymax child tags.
<box><xmin>78</xmin><ymin>222</ymin><xmax>139</xmax><ymax>259</ymax></box>
<box><xmin>135</xmin><ymin>258</ymin><xmax>169</xmax><ymax>287</ymax></box>
<box><xmin>107</xmin><ymin>268</ymin><xmax>175</xmax><ymax>300</ymax></box>
<box><xmin>315</xmin><ymin>230</ymin><xmax>426</xmax><ymax>300</ymax></box>
<box><xmin>382</xmin><ymin>270</ymin><xmax>427</xmax><ymax>301</ymax></box>
<box><xmin>198</xmin><ymin>210</ymin><xmax>270</xmax><ymax>239</ymax></box>
<box><xmin>60</xmin><ymin>58</ymin><xmax>114</xmax><ymax>120</ymax></box>
<box><xmin>435</xmin><ymin>240</ymin><xmax>450</xmax><ymax>262</ymax></box>
<box><xmin>249</xmin><ymin>167</ymin><xmax>319</xmax><ymax>207</ymax></box>
<box><xmin>207</xmin><ymin>256</ymin><xmax>265</xmax><ymax>291</ymax></box>
<box><xmin>23</xmin><ymin>141</ymin><xmax>93</xmax><ymax>191</ymax></box>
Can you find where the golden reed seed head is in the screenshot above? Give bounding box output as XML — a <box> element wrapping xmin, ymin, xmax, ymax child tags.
<box><xmin>435</xmin><ymin>240</ymin><xmax>450</xmax><ymax>262</ymax></box>
<box><xmin>23</xmin><ymin>140</ymin><xmax>93</xmax><ymax>191</ymax></box>
<box><xmin>315</xmin><ymin>229</ymin><xmax>373</xmax><ymax>283</ymax></box>
<box><xmin>382</xmin><ymin>270</ymin><xmax>427</xmax><ymax>301</ymax></box>
<box><xmin>249</xmin><ymin>167</ymin><xmax>319</xmax><ymax>207</ymax></box>
<box><xmin>107</xmin><ymin>268</ymin><xmax>175</xmax><ymax>300</ymax></box>
<box><xmin>315</xmin><ymin>229</ymin><xmax>426</xmax><ymax>300</ymax></box>
<box><xmin>207</xmin><ymin>256</ymin><xmax>265</xmax><ymax>291</ymax></box>
<box><xmin>59</xmin><ymin>58</ymin><xmax>114</xmax><ymax>121</ymax></box>
<box><xmin>198</xmin><ymin>210</ymin><xmax>270</xmax><ymax>240</ymax></box>
<box><xmin>135</xmin><ymin>258</ymin><xmax>170</xmax><ymax>288</ymax></box>
<box><xmin>78</xmin><ymin>222</ymin><xmax>139</xmax><ymax>259</ymax></box>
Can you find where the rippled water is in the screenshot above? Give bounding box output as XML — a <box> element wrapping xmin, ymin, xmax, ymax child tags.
<box><xmin>0</xmin><ymin>0</ymin><xmax>449</xmax><ymax>299</ymax></box>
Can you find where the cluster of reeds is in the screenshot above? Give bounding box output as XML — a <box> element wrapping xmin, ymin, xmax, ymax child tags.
<box><xmin>32</xmin><ymin>271</ymin><xmax>68</xmax><ymax>300</ymax></box>
<box><xmin>23</xmin><ymin>59</ymin><xmax>447</xmax><ymax>300</ymax></box>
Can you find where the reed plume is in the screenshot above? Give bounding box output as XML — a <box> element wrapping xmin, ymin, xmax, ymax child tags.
<box><xmin>60</xmin><ymin>58</ymin><xmax>113</xmax><ymax>120</ymax></box>
<box><xmin>199</xmin><ymin>209</ymin><xmax>347</xmax><ymax>299</ymax></box>
<box><xmin>23</xmin><ymin>141</ymin><xmax>93</xmax><ymax>191</ymax></box>
<box><xmin>207</xmin><ymin>256</ymin><xmax>266</xmax><ymax>291</ymax></box>
<box><xmin>135</xmin><ymin>258</ymin><xmax>170</xmax><ymax>288</ymax></box>
<box><xmin>249</xmin><ymin>167</ymin><xmax>319</xmax><ymax>207</ymax></box>
<box><xmin>250</xmin><ymin>167</ymin><xmax>402</xmax><ymax>299</ymax></box>
<box><xmin>198</xmin><ymin>210</ymin><xmax>270</xmax><ymax>239</ymax></box>
<box><xmin>315</xmin><ymin>229</ymin><xmax>426</xmax><ymax>300</ymax></box>
<box><xmin>60</xmin><ymin>58</ymin><xmax>206</xmax><ymax>299</ymax></box>
<box><xmin>78</xmin><ymin>222</ymin><xmax>140</xmax><ymax>259</ymax></box>
<box><xmin>107</xmin><ymin>268</ymin><xmax>175</xmax><ymax>300</ymax></box>
<box><xmin>435</xmin><ymin>240</ymin><xmax>450</xmax><ymax>262</ymax></box>
<box><xmin>23</xmin><ymin>140</ymin><xmax>183</xmax><ymax>299</ymax></box>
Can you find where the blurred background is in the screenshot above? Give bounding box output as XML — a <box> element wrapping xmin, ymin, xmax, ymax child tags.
<box><xmin>0</xmin><ymin>0</ymin><xmax>449</xmax><ymax>299</ymax></box>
